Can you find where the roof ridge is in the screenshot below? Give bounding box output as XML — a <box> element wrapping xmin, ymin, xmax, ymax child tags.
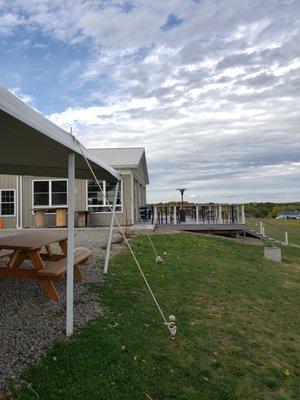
<box><xmin>88</xmin><ymin>147</ymin><xmax>144</xmax><ymax>150</ymax></box>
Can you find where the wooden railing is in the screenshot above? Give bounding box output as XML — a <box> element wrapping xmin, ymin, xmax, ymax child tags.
<box><xmin>151</xmin><ymin>204</ymin><xmax>245</xmax><ymax>225</ymax></box>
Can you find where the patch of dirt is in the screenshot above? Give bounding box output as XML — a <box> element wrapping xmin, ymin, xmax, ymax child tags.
<box><xmin>283</xmin><ymin>263</ymin><xmax>300</xmax><ymax>271</ymax></box>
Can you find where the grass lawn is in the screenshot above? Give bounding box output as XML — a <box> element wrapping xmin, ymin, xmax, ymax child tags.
<box><xmin>15</xmin><ymin>234</ymin><xmax>300</xmax><ymax>400</ymax></box>
<box><xmin>246</xmin><ymin>218</ymin><xmax>300</xmax><ymax>246</ymax></box>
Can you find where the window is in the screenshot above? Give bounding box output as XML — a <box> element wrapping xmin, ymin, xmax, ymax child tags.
<box><xmin>0</xmin><ymin>190</ymin><xmax>15</xmax><ymax>216</ymax></box>
<box><xmin>87</xmin><ymin>180</ymin><xmax>122</xmax><ymax>212</ymax></box>
<box><xmin>33</xmin><ymin>180</ymin><xmax>67</xmax><ymax>208</ymax></box>
<box><xmin>52</xmin><ymin>180</ymin><xmax>67</xmax><ymax>205</ymax></box>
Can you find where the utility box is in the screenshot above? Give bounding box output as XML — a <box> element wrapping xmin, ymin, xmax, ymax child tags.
<box><xmin>264</xmin><ymin>246</ymin><xmax>281</xmax><ymax>263</ymax></box>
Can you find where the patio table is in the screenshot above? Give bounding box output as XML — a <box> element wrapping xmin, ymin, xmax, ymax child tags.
<box><xmin>0</xmin><ymin>231</ymin><xmax>68</xmax><ymax>301</ymax></box>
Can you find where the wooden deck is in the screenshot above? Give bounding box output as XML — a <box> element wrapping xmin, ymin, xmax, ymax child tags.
<box><xmin>156</xmin><ymin>223</ymin><xmax>245</xmax><ymax>235</ymax></box>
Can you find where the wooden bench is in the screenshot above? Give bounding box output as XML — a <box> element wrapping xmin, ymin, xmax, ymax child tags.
<box><xmin>37</xmin><ymin>247</ymin><xmax>91</xmax><ymax>281</ymax></box>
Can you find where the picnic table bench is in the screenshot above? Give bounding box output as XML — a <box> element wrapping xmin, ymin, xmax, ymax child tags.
<box><xmin>0</xmin><ymin>232</ymin><xmax>91</xmax><ymax>301</ymax></box>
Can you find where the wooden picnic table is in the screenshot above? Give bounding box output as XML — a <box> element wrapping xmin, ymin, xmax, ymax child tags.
<box><xmin>0</xmin><ymin>231</ymin><xmax>91</xmax><ymax>301</ymax></box>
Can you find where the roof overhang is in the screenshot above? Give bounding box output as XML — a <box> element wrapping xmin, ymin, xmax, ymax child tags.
<box><xmin>0</xmin><ymin>85</ymin><xmax>119</xmax><ymax>182</ymax></box>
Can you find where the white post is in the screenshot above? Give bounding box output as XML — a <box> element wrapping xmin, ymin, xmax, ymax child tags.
<box><xmin>196</xmin><ymin>205</ymin><xmax>199</xmax><ymax>224</ymax></box>
<box><xmin>154</xmin><ymin>206</ymin><xmax>158</xmax><ymax>224</ymax></box>
<box><xmin>66</xmin><ymin>152</ymin><xmax>75</xmax><ymax>337</ymax></box>
<box><xmin>262</xmin><ymin>226</ymin><xmax>266</xmax><ymax>237</ymax></box>
<box><xmin>173</xmin><ymin>206</ymin><xmax>177</xmax><ymax>225</ymax></box>
<box><xmin>259</xmin><ymin>220</ymin><xmax>263</xmax><ymax>235</ymax></box>
<box><xmin>241</xmin><ymin>205</ymin><xmax>245</xmax><ymax>224</ymax></box>
<box><xmin>103</xmin><ymin>180</ymin><xmax>120</xmax><ymax>274</ymax></box>
<box><xmin>19</xmin><ymin>175</ymin><xmax>23</xmax><ymax>229</ymax></box>
<box><xmin>218</xmin><ymin>205</ymin><xmax>222</xmax><ymax>223</ymax></box>
<box><xmin>284</xmin><ymin>231</ymin><xmax>289</xmax><ymax>245</ymax></box>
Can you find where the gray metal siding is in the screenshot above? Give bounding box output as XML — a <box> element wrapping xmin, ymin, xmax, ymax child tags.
<box><xmin>0</xmin><ymin>170</ymin><xmax>137</xmax><ymax>228</ymax></box>
<box><xmin>22</xmin><ymin>176</ymin><xmax>89</xmax><ymax>228</ymax></box>
<box><xmin>133</xmin><ymin>162</ymin><xmax>147</xmax><ymax>186</ymax></box>
<box><xmin>0</xmin><ymin>174</ymin><xmax>17</xmax><ymax>228</ymax></box>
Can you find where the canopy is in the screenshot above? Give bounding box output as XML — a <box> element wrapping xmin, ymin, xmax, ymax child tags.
<box><xmin>0</xmin><ymin>84</ymin><xmax>120</xmax><ymax>336</ymax></box>
<box><xmin>0</xmin><ymin>85</ymin><xmax>119</xmax><ymax>182</ymax></box>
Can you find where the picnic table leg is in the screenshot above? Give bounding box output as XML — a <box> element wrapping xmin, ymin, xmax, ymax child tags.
<box><xmin>8</xmin><ymin>250</ymin><xmax>27</xmax><ymax>269</ymax></box>
<box><xmin>58</xmin><ymin>239</ymin><xmax>68</xmax><ymax>256</ymax></box>
<box><xmin>74</xmin><ymin>264</ymin><xmax>84</xmax><ymax>280</ymax></box>
<box><xmin>45</xmin><ymin>244</ymin><xmax>53</xmax><ymax>260</ymax></box>
<box><xmin>28</xmin><ymin>250</ymin><xmax>60</xmax><ymax>301</ymax></box>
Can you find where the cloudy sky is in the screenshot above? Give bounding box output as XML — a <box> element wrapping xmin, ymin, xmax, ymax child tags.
<box><xmin>1</xmin><ymin>0</ymin><xmax>300</xmax><ymax>203</ymax></box>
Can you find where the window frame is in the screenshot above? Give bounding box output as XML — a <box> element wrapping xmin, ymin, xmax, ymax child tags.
<box><xmin>32</xmin><ymin>179</ymin><xmax>68</xmax><ymax>210</ymax></box>
<box><xmin>0</xmin><ymin>189</ymin><xmax>16</xmax><ymax>217</ymax></box>
<box><xmin>86</xmin><ymin>179</ymin><xmax>123</xmax><ymax>213</ymax></box>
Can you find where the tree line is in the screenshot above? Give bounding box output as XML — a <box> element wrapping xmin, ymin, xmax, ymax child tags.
<box><xmin>244</xmin><ymin>202</ymin><xmax>300</xmax><ymax>218</ymax></box>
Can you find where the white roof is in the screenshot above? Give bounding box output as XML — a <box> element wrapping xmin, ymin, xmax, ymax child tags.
<box><xmin>89</xmin><ymin>148</ymin><xmax>144</xmax><ymax>167</ymax></box>
<box><xmin>89</xmin><ymin>148</ymin><xmax>149</xmax><ymax>184</ymax></box>
<box><xmin>0</xmin><ymin>85</ymin><xmax>119</xmax><ymax>182</ymax></box>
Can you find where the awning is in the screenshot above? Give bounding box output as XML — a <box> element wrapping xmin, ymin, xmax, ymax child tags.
<box><xmin>0</xmin><ymin>85</ymin><xmax>119</xmax><ymax>182</ymax></box>
<box><xmin>0</xmin><ymin>84</ymin><xmax>120</xmax><ymax>336</ymax></box>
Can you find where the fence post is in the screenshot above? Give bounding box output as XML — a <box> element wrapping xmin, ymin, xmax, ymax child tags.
<box><xmin>284</xmin><ymin>231</ymin><xmax>289</xmax><ymax>245</ymax></box>
<box><xmin>259</xmin><ymin>220</ymin><xmax>263</xmax><ymax>235</ymax></box>
<box><xmin>262</xmin><ymin>226</ymin><xmax>266</xmax><ymax>237</ymax></box>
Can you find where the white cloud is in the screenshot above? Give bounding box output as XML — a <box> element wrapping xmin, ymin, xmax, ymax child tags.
<box><xmin>1</xmin><ymin>0</ymin><xmax>300</xmax><ymax>202</ymax></box>
<box><xmin>8</xmin><ymin>87</ymin><xmax>35</xmax><ymax>106</ymax></box>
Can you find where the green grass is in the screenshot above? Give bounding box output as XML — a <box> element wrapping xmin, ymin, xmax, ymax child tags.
<box><xmin>15</xmin><ymin>234</ymin><xmax>300</xmax><ymax>400</ymax></box>
<box><xmin>246</xmin><ymin>218</ymin><xmax>300</xmax><ymax>246</ymax></box>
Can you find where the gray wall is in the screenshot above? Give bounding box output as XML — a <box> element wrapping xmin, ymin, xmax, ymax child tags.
<box><xmin>0</xmin><ymin>172</ymin><xmax>136</xmax><ymax>228</ymax></box>
<box><xmin>0</xmin><ymin>163</ymin><xmax>147</xmax><ymax>228</ymax></box>
<box><xmin>0</xmin><ymin>174</ymin><xmax>17</xmax><ymax>228</ymax></box>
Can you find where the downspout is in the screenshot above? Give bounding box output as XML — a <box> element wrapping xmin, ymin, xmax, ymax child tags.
<box><xmin>19</xmin><ymin>175</ymin><xmax>23</xmax><ymax>229</ymax></box>
<box><xmin>16</xmin><ymin>175</ymin><xmax>19</xmax><ymax>229</ymax></box>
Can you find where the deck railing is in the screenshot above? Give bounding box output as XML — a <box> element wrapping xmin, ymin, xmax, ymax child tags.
<box><xmin>151</xmin><ymin>204</ymin><xmax>245</xmax><ymax>225</ymax></box>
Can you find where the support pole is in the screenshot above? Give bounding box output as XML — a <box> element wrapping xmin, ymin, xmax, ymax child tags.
<box><xmin>66</xmin><ymin>152</ymin><xmax>75</xmax><ymax>337</ymax></box>
<box><xmin>173</xmin><ymin>206</ymin><xmax>177</xmax><ymax>225</ymax></box>
<box><xmin>154</xmin><ymin>206</ymin><xmax>158</xmax><ymax>224</ymax></box>
<box><xmin>103</xmin><ymin>180</ymin><xmax>120</xmax><ymax>274</ymax></box>
<box><xmin>241</xmin><ymin>205</ymin><xmax>245</xmax><ymax>224</ymax></box>
<box><xmin>284</xmin><ymin>231</ymin><xmax>289</xmax><ymax>245</ymax></box>
<box><xmin>218</xmin><ymin>205</ymin><xmax>222</xmax><ymax>223</ymax></box>
<box><xmin>196</xmin><ymin>205</ymin><xmax>199</xmax><ymax>224</ymax></box>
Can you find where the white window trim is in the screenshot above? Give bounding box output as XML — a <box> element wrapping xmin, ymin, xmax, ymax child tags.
<box><xmin>32</xmin><ymin>179</ymin><xmax>68</xmax><ymax>213</ymax></box>
<box><xmin>86</xmin><ymin>179</ymin><xmax>123</xmax><ymax>214</ymax></box>
<box><xmin>0</xmin><ymin>189</ymin><xmax>16</xmax><ymax>217</ymax></box>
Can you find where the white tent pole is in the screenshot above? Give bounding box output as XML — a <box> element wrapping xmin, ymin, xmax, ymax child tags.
<box><xmin>103</xmin><ymin>180</ymin><xmax>120</xmax><ymax>274</ymax></box>
<box><xmin>66</xmin><ymin>151</ymin><xmax>75</xmax><ymax>336</ymax></box>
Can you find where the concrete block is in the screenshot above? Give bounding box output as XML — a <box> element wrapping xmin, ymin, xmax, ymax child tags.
<box><xmin>264</xmin><ymin>246</ymin><xmax>281</xmax><ymax>263</ymax></box>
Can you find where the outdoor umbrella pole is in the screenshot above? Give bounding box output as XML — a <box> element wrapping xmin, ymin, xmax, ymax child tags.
<box><xmin>66</xmin><ymin>151</ymin><xmax>75</xmax><ymax>336</ymax></box>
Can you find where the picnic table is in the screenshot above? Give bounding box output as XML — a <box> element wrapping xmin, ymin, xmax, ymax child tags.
<box><xmin>0</xmin><ymin>231</ymin><xmax>91</xmax><ymax>301</ymax></box>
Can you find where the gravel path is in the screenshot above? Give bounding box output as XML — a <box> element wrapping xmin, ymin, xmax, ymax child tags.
<box><xmin>0</xmin><ymin>228</ymin><xmax>122</xmax><ymax>391</ymax></box>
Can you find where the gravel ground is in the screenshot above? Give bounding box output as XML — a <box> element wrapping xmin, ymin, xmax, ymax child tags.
<box><xmin>0</xmin><ymin>228</ymin><xmax>122</xmax><ymax>391</ymax></box>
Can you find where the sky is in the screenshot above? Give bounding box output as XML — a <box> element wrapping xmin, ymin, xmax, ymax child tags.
<box><xmin>0</xmin><ymin>0</ymin><xmax>300</xmax><ymax>204</ymax></box>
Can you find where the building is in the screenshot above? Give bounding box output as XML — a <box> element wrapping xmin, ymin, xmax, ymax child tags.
<box><xmin>276</xmin><ymin>210</ymin><xmax>300</xmax><ymax>219</ymax></box>
<box><xmin>0</xmin><ymin>148</ymin><xmax>149</xmax><ymax>229</ymax></box>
